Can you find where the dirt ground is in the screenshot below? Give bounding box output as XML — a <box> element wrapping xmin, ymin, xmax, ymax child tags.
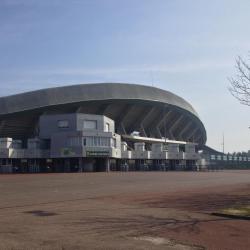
<box><xmin>0</xmin><ymin>170</ymin><xmax>249</xmax><ymax>250</ymax></box>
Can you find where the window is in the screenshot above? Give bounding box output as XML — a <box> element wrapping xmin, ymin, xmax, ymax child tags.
<box><xmin>83</xmin><ymin>120</ymin><xmax>97</xmax><ymax>129</ymax></box>
<box><xmin>58</xmin><ymin>120</ymin><xmax>69</xmax><ymax>128</ymax></box>
<box><xmin>111</xmin><ymin>138</ymin><xmax>116</xmax><ymax>148</ymax></box>
<box><xmin>93</xmin><ymin>137</ymin><xmax>99</xmax><ymax>146</ymax></box>
<box><xmin>105</xmin><ymin>123</ymin><xmax>110</xmax><ymax>132</ymax></box>
<box><xmin>163</xmin><ymin>143</ymin><xmax>168</xmax><ymax>152</ymax></box>
<box><xmin>100</xmin><ymin>137</ymin><xmax>109</xmax><ymax>147</ymax></box>
<box><xmin>69</xmin><ymin>136</ymin><xmax>111</xmax><ymax>147</ymax></box>
<box><xmin>83</xmin><ymin>138</ymin><xmax>86</xmax><ymax>146</ymax></box>
<box><xmin>217</xmin><ymin>155</ymin><xmax>222</xmax><ymax>160</ymax></box>
<box><xmin>69</xmin><ymin>137</ymin><xmax>81</xmax><ymax>147</ymax></box>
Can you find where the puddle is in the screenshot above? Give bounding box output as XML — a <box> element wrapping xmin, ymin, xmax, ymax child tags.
<box><xmin>24</xmin><ymin>210</ymin><xmax>58</xmax><ymax>217</ymax></box>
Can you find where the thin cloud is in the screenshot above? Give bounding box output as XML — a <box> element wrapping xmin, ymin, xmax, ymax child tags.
<box><xmin>0</xmin><ymin>60</ymin><xmax>233</xmax><ymax>78</ymax></box>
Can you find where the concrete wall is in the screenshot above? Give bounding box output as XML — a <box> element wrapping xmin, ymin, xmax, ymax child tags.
<box><xmin>39</xmin><ymin>113</ymin><xmax>115</xmax><ymax>139</ymax></box>
<box><xmin>50</xmin><ymin>130</ymin><xmax>121</xmax><ymax>159</ymax></box>
<box><xmin>39</xmin><ymin>113</ymin><xmax>77</xmax><ymax>139</ymax></box>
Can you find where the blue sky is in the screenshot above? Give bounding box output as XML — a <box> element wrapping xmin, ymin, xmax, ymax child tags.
<box><xmin>0</xmin><ymin>0</ymin><xmax>250</xmax><ymax>152</ymax></box>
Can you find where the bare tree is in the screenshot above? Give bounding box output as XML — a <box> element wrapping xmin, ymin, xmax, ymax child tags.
<box><xmin>229</xmin><ymin>55</ymin><xmax>250</xmax><ymax>106</ymax></box>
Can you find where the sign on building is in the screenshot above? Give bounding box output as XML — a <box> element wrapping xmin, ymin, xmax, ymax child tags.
<box><xmin>86</xmin><ymin>151</ymin><xmax>109</xmax><ymax>157</ymax></box>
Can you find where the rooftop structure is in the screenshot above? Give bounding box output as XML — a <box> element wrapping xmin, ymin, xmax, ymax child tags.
<box><xmin>0</xmin><ymin>83</ymin><xmax>206</xmax><ymax>145</ymax></box>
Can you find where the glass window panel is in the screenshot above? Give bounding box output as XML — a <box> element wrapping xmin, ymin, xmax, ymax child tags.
<box><xmin>58</xmin><ymin>120</ymin><xmax>69</xmax><ymax>128</ymax></box>
<box><xmin>105</xmin><ymin>123</ymin><xmax>110</xmax><ymax>132</ymax></box>
<box><xmin>83</xmin><ymin>120</ymin><xmax>97</xmax><ymax>129</ymax></box>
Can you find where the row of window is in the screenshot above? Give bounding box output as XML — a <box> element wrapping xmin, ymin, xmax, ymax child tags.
<box><xmin>210</xmin><ymin>155</ymin><xmax>250</xmax><ymax>161</ymax></box>
<box><xmin>69</xmin><ymin>136</ymin><xmax>116</xmax><ymax>148</ymax></box>
<box><xmin>58</xmin><ymin>120</ymin><xmax>111</xmax><ymax>132</ymax></box>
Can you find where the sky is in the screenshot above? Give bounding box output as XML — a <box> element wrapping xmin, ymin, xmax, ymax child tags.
<box><xmin>0</xmin><ymin>0</ymin><xmax>250</xmax><ymax>153</ymax></box>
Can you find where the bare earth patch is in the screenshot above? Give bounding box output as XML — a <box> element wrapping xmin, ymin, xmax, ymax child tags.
<box><xmin>0</xmin><ymin>170</ymin><xmax>249</xmax><ymax>250</ymax></box>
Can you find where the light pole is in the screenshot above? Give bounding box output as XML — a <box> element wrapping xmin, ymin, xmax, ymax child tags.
<box><xmin>222</xmin><ymin>133</ymin><xmax>225</xmax><ymax>154</ymax></box>
<box><xmin>164</xmin><ymin>104</ymin><xmax>167</xmax><ymax>144</ymax></box>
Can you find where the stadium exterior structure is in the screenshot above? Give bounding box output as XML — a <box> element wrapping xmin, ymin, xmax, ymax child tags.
<box><xmin>0</xmin><ymin>83</ymin><xmax>207</xmax><ymax>173</ymax></box>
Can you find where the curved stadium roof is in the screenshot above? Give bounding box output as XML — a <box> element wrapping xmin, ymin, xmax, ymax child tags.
<box><xmin>0</xmin><ymin>83</ymin><xmax>206</xmax><ymax>145</ymax></box>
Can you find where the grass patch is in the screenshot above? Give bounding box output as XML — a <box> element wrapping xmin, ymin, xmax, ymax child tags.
<box><xmin>221</xmin><ymin>206</ymin><xmax>250</xmax><ymax>216</ymax></box>
<box><xmin>212</xmin><ymin>205</ymin><xmax>250</xmax><ymax>220</ymax></box>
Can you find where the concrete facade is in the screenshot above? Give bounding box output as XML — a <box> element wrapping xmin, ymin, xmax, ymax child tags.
<box><xmin>0</xmin><ymin>113</ymin><xmax>200</xmax><ymax>173</ymax></box>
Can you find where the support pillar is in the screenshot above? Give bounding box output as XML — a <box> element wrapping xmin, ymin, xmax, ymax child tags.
<box><xmin>105</xmin><ymin>158</ymin><xmax>110</xmax><ymax>172</ymax></box>
<box><xmin>79</xmin><ymin>158</ymin><xmax>84</xmax><ymax>172</ymax></box>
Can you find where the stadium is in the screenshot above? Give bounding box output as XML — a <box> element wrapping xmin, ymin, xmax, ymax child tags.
<box><xmin>0</xmin><ymin>83</ymin><xmax>207</xmax><ymax>173</ymax></box>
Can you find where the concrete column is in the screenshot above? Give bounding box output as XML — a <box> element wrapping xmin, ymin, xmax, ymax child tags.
<box><xmin>79</xmin><ymin>158</ymin><xmax>83</xmax><ymax>172</ymax></box>
<box><xmin>105</xmin><ymin>158</ymin><xmax>110</xmax><ymax>172</ymax></box>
